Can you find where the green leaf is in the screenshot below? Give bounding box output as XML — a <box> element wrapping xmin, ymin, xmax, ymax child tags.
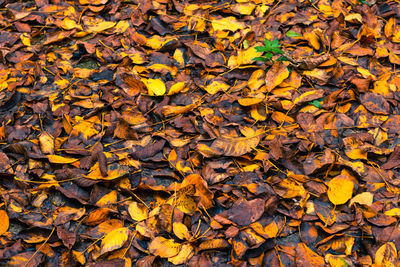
<box><xmin>255</xmin><ymin>46</ymin><xmax>268</xmax><ymax>52</ymax></box>
<box><xmin>286</xmin><ymin>31</ymin><xmax>302</xmax><ymax>37</ymax></box>
<box><xmin>264</xmin><ymin>39</ymin><xmax>272</xmax><ymax>50</ymax></box>
<box><xmin>265</xmin><ymin>52</ymin><xmax>274</xmax><ymax>59</ymax></box>
<box><xmin>271</xmin><ymin>39</ymin><xmax>280</xmax><ymax>47</ymax></box>
<box><xmin>309</xmin><ymin>99</ymin><xmax>322</xmax><ymax>108</ymax></box>
<box><xmin>252</xmin><ymin>57</ymin><xmax>268</xmax><ymax>62</ymax></box>
<box><xmin>277</xmin><ymin>56</ymin><xmax>288</xmax><ymax>62</ymax></box>
<box><xmin>272</xmin><ymin>47</ymin><xmax>283</xmax><ymax>54</ymax></box>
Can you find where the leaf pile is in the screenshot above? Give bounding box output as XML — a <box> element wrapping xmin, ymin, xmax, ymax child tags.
<box><xmin>0</xmin><ymin>0</ymin><xmax>400</xmax><ymax>266</ymax></box>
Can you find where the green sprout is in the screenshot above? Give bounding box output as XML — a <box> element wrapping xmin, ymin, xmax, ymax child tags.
<box><xmin>253</xmin><ymin>39</ymin><xmax>286</xmax><ymax>62</ymax></box>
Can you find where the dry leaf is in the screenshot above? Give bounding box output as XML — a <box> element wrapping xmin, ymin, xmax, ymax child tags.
<box><xmin>0</xmin><ymin>210</ymin><xmax>9</xmax><ymax>236</ymax></box>
<box><xmin>100</xmin><ymin>227</ymin><xmax>129</xmax><ymax>255</ymax></box>
<box><xmin>328</xmin><ymin>175</ymin><xmax>354</xmax><ymax>205</ymax></box>
<box><xmin>149</xmin><ymin>236</ymin><xmax>181</xmax><ymax>258</ymax></box>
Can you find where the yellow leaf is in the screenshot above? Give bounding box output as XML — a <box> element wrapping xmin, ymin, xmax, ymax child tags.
<box><xmin>60</xmin><ymin>17</ymin><xmax>82</xmax><ymax>30</ymax></box>
<box><xmin>128</xmin><ymin>201</ymin><xmax>148</xmax><ymax>222</ymax></box>
<box><xmin>228</xmin><ymin>46</ymin><xmax>262</xmax><ymax>69</ymax></box>
<box><xmin>168</xmin><ymin>82</ymin><xmax>186</xmax><ymax>95</ymax></box>
<box><xmin>86</xmin><ymin>21</ymin><xmax>116</xmax><ymax>33</ymax></box>
<box><xmin>238</xmin><ymin>98</ymin><xmax>263</xmax><ymax>106</ymax></box>
<box><xmin>100</xmin><ymin>227</ymin><xmax>129</xmax><ymax>255</ymax></box>
<box><xmin>211</xmin><ymin>16</ymin><xmax>245</xmax><ymax>32</ymax></box>
<box><xmin>168</xmin><ymin>244</ymin><xmax>194</xmax><ymax>265</ymax></box>
<box><xmin>149</xmin><ymin>236</ymin><xmax>181</xmax><ymax>258</ymax></box>
<box><xmin>72</xmin><ymin>120</ymin><xmax>98</xmax><ymax>139</ymax></box>
<box><xmin>173</xmin><ymin>222</ymin><xmax>191</xmax><ymax>240</ymax></box>
<box><xmin>328</xmin><ymin>175</ymin><xmax>354</xmax><ymax>205</ymax></box>
<box><xmin>349</xmin><ymin>192</ymin><xmax>373</xmax><ymax>207</ymax></box>
<box><xmin>47</xmin><ymin>154</ymin><xmax>78</xmax><ymax>164</ymax></box>
<box><xmin>248</xmin><ymin>69</ymin><xmax>266</xmax><ymax>90</ymax></box>
<box><xmin>210</xmin><ymin>129</ymin><xmax>263</xmax><ymax>156</ymax></box>
<box><xmin>263</xmin><ymin>62</ymin><xmax>290</xmax><ymax>92</ymax></box>
<box><xmin>375</xmin><ymin>242</ymin><xmax>397</xmax><ymax>267</ymax></box>
<box><xmin>357</xmin><ymin>67</ymin><xmax>376</xmax><ymax>80</ymax></box>
<box><xmin>384</xmin><ymin>208</ymin><xmax>400</xmax><ymax>217</ymax></box>
<box><xmin>39</xmin><ymin>131</ymin><xmax>54</xmax><ymax>154</ymax></box>
<box><xmin>96</xmin><ymin>191</ymin><xmax>117</xmax><ymax>207</ymax></box>
<box><xmin>204</xmin><ymin>80</ymin><xmax>230</xmax><ymax>95</ymax></box>
<box><xmin>114</xmin><ymin>20</ymin><xmax>129</xmax><ymax>34</ymax></box>
<box><xmin>181</xmin><ymin>174</ymin><xmax>214</xmax><ymax>209</ymax></box>
<box><xmin>175</xmin><ymin>194</ymin><xmax>198</xmax><ymax>215</ymax></box>
<box><xmin>143</xmin><ymin>78</ymin><xmax>166</xmax><ymax>96</ymax></box>
<box><xmin>231</xmin><ymin>3</ymin><xmax>256</xmax><ymax>15</ymax></box>
<box><xmin>0</xmin><ymin>210</ymin><xmax>9</xmax><ymax>236</ymax></box>
<box><xmin>85</xmin><ymin>162</ymin><xmax>130</xmax><ymax>180</ymax></box>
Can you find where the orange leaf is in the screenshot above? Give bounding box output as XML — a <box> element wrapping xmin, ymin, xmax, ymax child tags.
<box><xmin>0</xmin><ymin>210</ymin><xmax>9</xmax><ymax>236</ymax></box>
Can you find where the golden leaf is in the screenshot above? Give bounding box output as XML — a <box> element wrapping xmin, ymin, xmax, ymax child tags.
<box><xmin>328</xmin><ymin>175</ymin><xmax>354</xmax><ymax>205</ymax></box>
<box><xmin>374</xmin><ymin>242</ymin><xmax>397</xmax><ymax>267</ymax></box>
<box><xmin>211</xmin><ymin>16</ymin><xmax>245</xmax><ymax>32</ymax></box>
<box><xmin>47</xmin><ymin>154</ymin><xmax>78</xmax><ymax>164</ymax></box>
<box><xmin>85</xmin><ymin>162</ymin><xmax>130</xmax><ymax>180</ymax></box>
<box><xmin>238</xmin><ymin>98</ymin><xmax>263</xmax><ymax>106</ymax></box>
<box><xmin>210</xmin><ymin>130</ymin><xmax>263</xmax><ymax>156</ymax></box>
<box><xmin>384</xmin><ymin>208</ymin><xmax>400</xmax><ymax>217</ymax></box>
<box><xmin>263</xmin><ymin>62</ymin><xmax>290</xmax><ymax>92</ymax></box>
<box><xmin>84</xmin><ymin>208</ymin><xmax>110</xmax><ymax>225</ymax></box>
<box><xmin>38</xmin><ymin>131</ymin><xmax>54</xmax><ymax>155</ymax></box>
<box><xmin>199</xmin><ymin>239</ymin><xmax>230</xmax><ymax>251</ymax></box>
<box><xmin>100</xmin><ymin>227</ymin><xmax>129</xmax><ymax>255</ymax></box>
<box><xmin>168</xmin><ymin>82</ymin><xmax>186</xmax><ymax>95</ymax></box>
<box><xmin>86</xmin><ymin>21</ymin><xmax>116</xmax><ymax>33</ymax></box>
<box><xmin>349</xmin><ymin>192</ymin><xmax>373</xmax><ymax>207</ymax></box>
<box><xmin>96</xmin><ymin>191</ymin><xmax>117</xmax><ymax>207</ymax></box>
<box><xmin>149</xmin><ymin>236</ymin><xmax>181</xmax><ymax>258</ymax></box>
<box><xmin>168</xmin><ymin>244</ymin><xmax>194</xmax><ymax>265</ymax></box>
<box><xmin>143</xmin><ymin>78</ymin><xmax>166</xmax><ymax>96</ymax></box>
<box><xmin>0</xmin><ymin>210</ymin><xmax>9</xmax><ymax>236</ymax></box>
<box><xmin>181</xmin><ymin>174</ymin><xmax>214</xmax><ymax>209</ymax></box>
<box><xmin>204</xmin><ymin>80</ymin><xmax>230</xmax><ymax>95</ymax></box>
<box><xmin>173</xmin><ymin>222</ymin><xmax>191</xmax><ymax>240</ymax></box>
<box><xmin>175</xmin><ymin>193</ymin><xmax>198</xmax><ymax>215</ymax></box>
<box><xmin>128</xmin><ymin>201</ymin><xmax>148</xmax><ymax>222</ymax></box>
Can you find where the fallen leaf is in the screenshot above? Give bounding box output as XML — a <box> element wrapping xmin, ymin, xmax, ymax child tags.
<box><xmin>100</xmin><ymin>227</ymin><xmax>129</xmax><ymax>255</ymax></box>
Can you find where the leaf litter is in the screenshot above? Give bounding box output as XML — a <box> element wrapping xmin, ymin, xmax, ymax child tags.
<box><xmin>0</xmin><ymin>0</ymin><xmax>399</xmax><ymax>266</ymax></box>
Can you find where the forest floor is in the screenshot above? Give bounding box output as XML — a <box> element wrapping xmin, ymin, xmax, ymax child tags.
<box><xmin>0</xmin><ymin>0</ymin><xmax>400</xmax><ymax>266</ymax></box>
